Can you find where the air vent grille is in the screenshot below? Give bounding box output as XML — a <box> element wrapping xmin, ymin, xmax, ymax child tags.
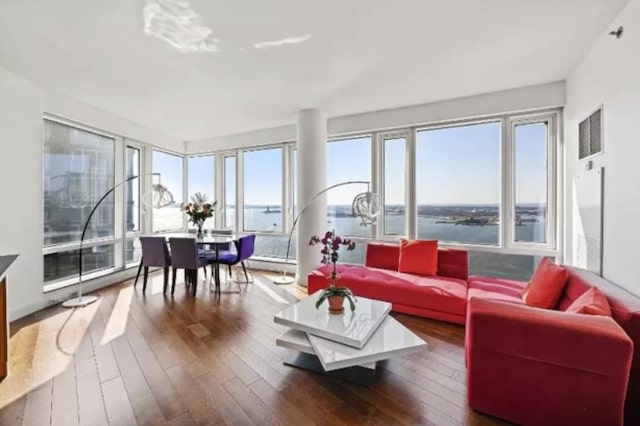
<box><xmin>578</xmin><ymin>108</ymin><xmax>603</xmax><ymax>159</ymax></box>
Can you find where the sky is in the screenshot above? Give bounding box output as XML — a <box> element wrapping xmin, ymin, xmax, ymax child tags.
<box><xmin>153</xmin><ymin>150</ymin><xmax>184</xmax><ymax>203</ymax></box>
<box><xmin>175</xmin><ymin>122</ymin><xmax>547</xmax><ymax>207</ymax></box>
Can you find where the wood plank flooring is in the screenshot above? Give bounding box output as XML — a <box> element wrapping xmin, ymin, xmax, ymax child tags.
<box><xmin>0</xmin><ymin>270</ymin><xmax>509</xmax><ymax>425</ymax></box>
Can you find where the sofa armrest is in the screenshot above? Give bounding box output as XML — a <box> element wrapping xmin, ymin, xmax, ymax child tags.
<box><xmin>467</xmin><ymin>297</ymin><xmax>633</xmax><ymax>426</ymax></box>
<box><xmin>467</xmin><ymin>297</ymin><xmax>632</xmax><ymax>377</ymax></box>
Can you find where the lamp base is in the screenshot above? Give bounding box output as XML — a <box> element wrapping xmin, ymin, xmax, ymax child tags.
<box><xmin>62</xmin><ymin>295</ymin><xmax>100</xmax><ymax>308</ymax></box>
<box><xmin>274</xmin><ymin>276</ymin><xmax>296</xmax><ymax>285</ymax></box>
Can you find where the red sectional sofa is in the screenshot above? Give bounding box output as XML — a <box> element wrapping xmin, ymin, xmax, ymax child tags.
<box><xmin>308</xmin><ymin>242</ymin><xmax>470</xmax><ymax>324</ymax></box>
<box><xmin>307</xmin><ymin>242</ymin><xmax>639</xmax><ymax>426</ymax></box>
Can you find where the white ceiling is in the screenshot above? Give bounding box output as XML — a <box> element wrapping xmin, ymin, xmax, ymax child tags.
<box><xmin>0</xmin><ymin>0</ymin><xmax>629</xmax><ymax>141</ymax></box>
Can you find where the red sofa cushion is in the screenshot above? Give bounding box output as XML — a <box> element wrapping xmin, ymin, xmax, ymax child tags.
<box><xmin>398</xmin><ymin>239</ymin><xmax>438</xmax><ymax>276</ymax></box>
<box><xmin>468</xmin><ymin>276</ymin><xmax>526</xmax><ymax>305</ymax></box>
<box><xmin>437</xmin><ymin>248</ymin><xmax>469</xmax><ymax>281</ymax></box>
<box><xmin>309</xmin><ymin>263</ymin><xmax>467</xmax><ymax>317</ymax></box>
<box><xmin>522</xmin><ymin>258</ymin><xmax>568</xmax><ymax>309</ymax></box>
<box><xmin>364</xmin><ymin>242</ymin><xmax>469</xmax><ymax>281</ymax></box>
<box><xmin>566</xmin><ymin>286</ymin><xmax>612</xmax><ymax>317</ymax></box>
<box><xmin>365</xmin><ymin>242</ymin><xmax>399</xmax><ymax>271</ymax></box>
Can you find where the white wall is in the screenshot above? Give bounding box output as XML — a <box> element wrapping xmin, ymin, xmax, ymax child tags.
<box><xmin>564</xmin><ymin>0</ymin><xmax>640</xmax><ymax>295</ymax></box>
<box><xmin>0</xmin><ymin>66</ymin><xmax>182</xmax><ymax>320</ymax></box>
<box><xmin>0</xmin><ymin>67</ymin><xmax>44</xmax><ymax>322</ymax></box>
<box><xmin>187</xmin><ymin>81</ymin><xmax>566</xmax><ymax>153</ymax></box>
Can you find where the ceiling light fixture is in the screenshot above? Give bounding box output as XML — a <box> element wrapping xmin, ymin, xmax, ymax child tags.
<box><xmin>254</xmin><ymin>33</ymin><xmax>312</xmax><ymax>49</ymax></box>
<box><xmin>143</xmin><ymin>0</ymin><xmax>220</xmax><ymax>53</ymax></box>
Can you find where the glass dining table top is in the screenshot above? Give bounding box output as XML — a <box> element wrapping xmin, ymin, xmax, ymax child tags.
<box><xmin>156</xmin><ymin>232</ymin><xmax>236</xmax><ymax>245</ymax></box>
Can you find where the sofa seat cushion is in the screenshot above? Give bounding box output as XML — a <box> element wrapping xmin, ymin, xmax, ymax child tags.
<box><xmin>313</xmin><ymin>264</ymin><xmax>468</xmax><ymax>316</ymax></box>
<box><xmin>468</xmin><ymin>276</ymin><xmax>527</xmax><ymax>305</ymax></box>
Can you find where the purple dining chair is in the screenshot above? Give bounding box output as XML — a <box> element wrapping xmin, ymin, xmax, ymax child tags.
<box><xmin>168</xmin><ymin>237</ymin><xmax>211</xmax><ymax>296</ymax></box>
<box><xmin>216</xmin><ymin>234</ymin><xmax>256</xmax><ymax>287</ymax></box>
<box><xmin>136</xmin><ymin>237</ymin><xmax>171</xmax><ymax>293</ymax></box>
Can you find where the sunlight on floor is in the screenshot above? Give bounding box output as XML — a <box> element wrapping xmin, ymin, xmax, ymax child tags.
<box><xmin>100</xmin><ymin>286</ymin><xmax>134</xmax><ymax>346</ymax></box>
<box><xmin>252</xmin><ymin>275</ymin><xmax>289</xmax><ymax>304</ymax></box>
<box><xmin>0</xmin><ymin>300</ymin><xmax>100</xmax><ymax>409</ymax></box>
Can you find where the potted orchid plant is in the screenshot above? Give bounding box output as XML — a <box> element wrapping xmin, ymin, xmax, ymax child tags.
<box><xmin>182</xmin><ymin>193</ymin><xmax>216</xmax><ymax>238</ymax></box>
<box><xmin>309</xmin><ymin>230</ymin><xmax>357</xmax><ymax>314</ymax></box>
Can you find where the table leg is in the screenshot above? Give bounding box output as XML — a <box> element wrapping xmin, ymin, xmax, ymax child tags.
<box><xmin>215</xmin><ymin>246</ymin><xmax>221</xmax><ymax>294</ymax></box>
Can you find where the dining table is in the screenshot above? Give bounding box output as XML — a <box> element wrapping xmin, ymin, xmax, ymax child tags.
<box><xmin>138</xmin><ymin>232</ymin><xmax>237</xmax><ymax>294</ymax></box>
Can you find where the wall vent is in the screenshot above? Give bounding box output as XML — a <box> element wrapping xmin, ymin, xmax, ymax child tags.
<box><xmin>578</xmin><ymin>108</ymin><xmax>603</xmax><ymax>159</ymax></box>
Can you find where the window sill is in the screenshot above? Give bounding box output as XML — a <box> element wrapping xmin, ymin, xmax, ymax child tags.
<box><xmin>251</xmin><ymin>256</ymin><xmax>297</xmax><ymax>265</ymax></box>
<box><xmin>43</xmin><ymin>262</ymin><xmax>140</xmax><ymax>293</ymax></box>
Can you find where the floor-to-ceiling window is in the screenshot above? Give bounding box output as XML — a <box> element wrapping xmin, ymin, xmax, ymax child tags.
<box><xmin>42</xmin><ymin>118</ymin><xmax>190</xmax><ymax>289</ymax></box>
<box><xmin>326</xmin><ymin>136</ymin><xmax>372</xmax><ymax>263</ymax></box>
<box><xmin>187</xmin><ymin>154</ymin><xmax>215</xmax><ymax>230</ymax></box>
<box><xmin>152</xmin><ymin>150</ymin><xmax>184</xmax><ymax>232</ymax></box>
<box><xmin>183</xmin><ymin>110</ymin><xmax>559</xmax><ymax>280</ymax></box>
<box><xmin>416</xmin><ymin>121</ymin><xmax>501</xmax><ymax>245</ymax></box>
<box><xmin>513</xmin><ymin>121</ymin><xmax>550</xmax><ymax>244</ymax></box>
<box><xmin>241</xmin><ymin>146</ymin><xmax>293</xmax><ymax>259</ymax></box>
<box><xmin>43</xmin><ymin>119</ymin><xmax>117</xmax><ymax>286</ymax></box>
<box><xmin>243</xmin><ymin>147</ymin><xmax>283</xmax><ymax>233</ymax></box>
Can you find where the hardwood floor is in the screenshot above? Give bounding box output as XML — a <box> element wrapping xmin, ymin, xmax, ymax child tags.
<box><xmin>0</xmin><ymin>270</ymin><xmax>509</xmax><ymax>426</ymax></box>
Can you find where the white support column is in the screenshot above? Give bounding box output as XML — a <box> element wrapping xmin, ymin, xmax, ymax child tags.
<box><xmin>296</xmin><ymin>109</ymin><xmax>327</xmax><ymax>286</ymax></box>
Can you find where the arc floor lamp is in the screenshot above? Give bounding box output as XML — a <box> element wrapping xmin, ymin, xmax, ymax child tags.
<box><xmin>61</xmin><ymin>173</ymin><xmax>174</xmax><ymax>308</ymax></box>
<box><xmin>273</xmin><ymin>180</ymin><xmax>381</xmax><ymax>285</ymax></box>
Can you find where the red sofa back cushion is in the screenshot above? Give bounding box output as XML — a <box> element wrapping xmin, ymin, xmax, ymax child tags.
<box><xmin>365</xmin><ymin>242</ymin><xmax>468</xmax><ymax>281</ymax></box>
<box><xmin>557</xmin><ymin>267</ymin><xmax>640</xmax><ymax>425</ymax></box>
<box><xmin>365</xmin><ymin>242</ymin><xmax>400</xmax><ymax>271</ymax></box>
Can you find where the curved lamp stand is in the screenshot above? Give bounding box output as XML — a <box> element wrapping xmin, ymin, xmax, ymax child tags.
<box><xmin>273</xmin><ymin>180</ymin><xmax>379</xmax><ymax>285</ymax></box>
<box><xmin>62</xmin><ymin>173</ymin><xmax>173</xmax><ymax>308</ymax></box>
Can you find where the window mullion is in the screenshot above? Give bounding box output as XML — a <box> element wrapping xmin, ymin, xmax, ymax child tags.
<box><xmin>371</xmin><ymin>132</ymin><xmax>381</xmax><ymax>240</ymax></box>
<box><xmin>236</xmin><ymin>150</ymin><xmax>244</xmax><ymax>234</ymax></box>
<box><xmin>502</xmin><ymin>117</ymin><xmax>513</xmax><ymax>250</ymax></box>
<box><xmin>407</xmin><ymin>129</ymin><xmax>417</xmax><ymax>239</ymax></box>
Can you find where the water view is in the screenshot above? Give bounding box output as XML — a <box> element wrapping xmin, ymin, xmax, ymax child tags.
<box><xmin>217</xmin><ymin>203</ymin><xmax>547</xmax><ymax>281</ymax></box>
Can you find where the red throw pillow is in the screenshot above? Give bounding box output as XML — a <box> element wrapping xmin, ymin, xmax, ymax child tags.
<box><xmin>522</xmin><ymin>258</ymin><xmax>569</xmax><ymax>309</ymax></box>
<box><xmin>365</xmin><ymin>242</ymin><xmax>400</xmax><ymax>271</ymax></box>
<box><xmin>398</xmin><ymin>239</ymin><xmax>438</xmax><ymax>276</ymax></box>
<box><xmin>566</xmin><ymin>287</ymin><xmax>612</xmax><ymax>317</ymax></box>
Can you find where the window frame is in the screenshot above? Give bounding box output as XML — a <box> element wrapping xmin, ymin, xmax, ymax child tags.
<box><xmin>325</xmin><ymin>134</ymin><xmax>375</xmax><ymax>240</ymax></box>
<box><xmin>186</xmin><ymin>152</ymin><xmax>216</xmax><ymax>230</ymax></box>
<box><xmin>241</xmin><ymin>145</ymin><xmax>285</xmax><ymax>234</ymax></box>
<box><xmin>376</xmin><ymin>130</ymin><xmax>411</xmax><ymax>239</ymax></box>
<box><xmin>42</xmin><ymin>106</ymin><xmax>561</xmax><ymax>285</ymax></box>
<box><xmin>221</xmin><ymin>152</ymin><xmax>237</xmax><ymax>230</ymax></box>
<box><xmin>506</xmin><ymin>111</ymin><xmax>559</xmax><ymax>252</ymax></box>
<box><xmin>42</xmin><ymin>116</ymin><xmax>123</xmax><ymax>290</ymax></box>
<box><xmin>413</xmin><ymin>118</ymin><xmax>504</xmax><ymax>247</ymax></box>
<box><xmin>123</xmin><ymin>140</ymin><xmax>147</xmax><ymax>268</ymax></box>
<box><xmin>151</xmin><ymin>147</ymin><xmax>186</xmax><ymax>234</ymax></box>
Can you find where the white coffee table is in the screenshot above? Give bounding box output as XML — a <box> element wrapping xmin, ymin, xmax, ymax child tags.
<box><xmin>274</xmin><ymin>291</ymin><xmax>427</xmax><ymax>384</ymax></box>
